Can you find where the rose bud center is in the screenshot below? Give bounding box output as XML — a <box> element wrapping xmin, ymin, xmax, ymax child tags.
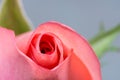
<box><xmin>27</xmin><ymin>33</ymin><xmax>64</xmax><ymax>69</ymax></box>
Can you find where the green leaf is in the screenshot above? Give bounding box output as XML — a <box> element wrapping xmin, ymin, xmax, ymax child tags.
<box><xmin>0</xmin><ymin>0</ymin><xmax>32</xmax><ymax>35</ymax></box>
<box><xmin>89</xmin><ymin>24</ymin><xmax>120</xmax><ymax>58</ymax></box>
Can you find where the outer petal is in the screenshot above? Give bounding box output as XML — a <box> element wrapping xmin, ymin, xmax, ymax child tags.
<box><xmin>33</xmin><ymin>21</ymin><xmax>101</xmax><ymax>80</ymax></box>
<box><xmin>0</xmin><ymin>27</ymin><xmax>33</xmax><ymax>80</ymax></box>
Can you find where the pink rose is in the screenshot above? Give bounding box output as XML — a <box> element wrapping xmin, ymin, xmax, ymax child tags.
<box><xmin>0</xmin><ymin>21</ymin><xmax>101</xmax><ymax>80</ymax></box>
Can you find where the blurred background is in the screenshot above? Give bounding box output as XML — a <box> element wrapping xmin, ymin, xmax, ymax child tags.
<box><xmin>0</xmin><ymin>0</ymin><xmax>120</xmax><ymax>79</ymax></box>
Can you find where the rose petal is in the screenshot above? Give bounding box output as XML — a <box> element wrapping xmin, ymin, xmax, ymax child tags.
<box><xmin>0</xmin><ymin>27</ymin><xmax>32</xmax><ymax>79</ymax></box>
<box><xmin>32</xmin><ymin>21</ymin><xmax>101</xmax><ymax>80</ymax></box>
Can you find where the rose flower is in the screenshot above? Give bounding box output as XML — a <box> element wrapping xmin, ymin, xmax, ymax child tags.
<box><xmin>0</xmin><ymin>21</ymin><xmax>101</xmax><ymax>80</ymax></box>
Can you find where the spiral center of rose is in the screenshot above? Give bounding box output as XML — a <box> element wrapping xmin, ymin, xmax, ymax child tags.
<box><xmin>40</xmin><ymin>42</ymin><xmax>51</xmax><ymax>53</ymax></box>
<box><xmin>27</xmin><ymin>33</ymin><xmax>63</xmax><ymax>69</ymax></box>
<box><xmin>40</xmin><ymin>35</ymin><xmax>55</xmax><ymax>54</ymax></box>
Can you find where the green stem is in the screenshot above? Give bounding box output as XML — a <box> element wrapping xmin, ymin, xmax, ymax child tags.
<box><xmin>0</xmin><ymin>0</ymin><xmax>32</xmax><ymax>35</ymax></box>
<box><xmin>89</xmin><ymin>24</ymin><xmax>120</xmax><ymax>58</ymax></box>
<box><xmin>90</xmin><ymin>24</ymin><xmax>120</xmax><ymax>44</ymax></box>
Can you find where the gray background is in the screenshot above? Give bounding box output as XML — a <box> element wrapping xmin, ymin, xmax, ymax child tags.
<box><xmin>0</xmin><ymin>0</ymin><xmax>120</xmax><ymax>80</ymax></box>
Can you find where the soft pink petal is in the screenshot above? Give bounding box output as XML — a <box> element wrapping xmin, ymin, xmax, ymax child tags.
<box><xmin>0</xmin><ymin>28</ymin><xmax>32</xmax><ymax>79</ymax></box>
<box><xmin>32</xmin><ymin>21</ymin><xmax>102</xmax><ymax>80</ymax></box>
